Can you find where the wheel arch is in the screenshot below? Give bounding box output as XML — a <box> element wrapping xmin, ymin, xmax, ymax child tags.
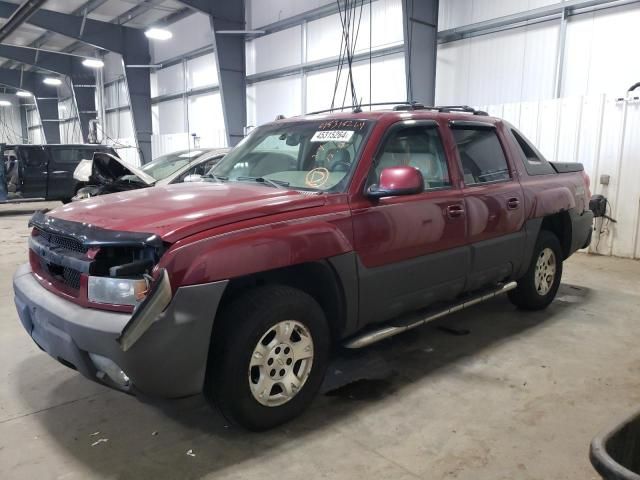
<box><xmin>540</xmin><ymin>211</ymin><xmax>572</xmax><ymax>259</ymax></box>
<box><xmin>215</xmin><ymin>254</ymin><xmax>358</xmax><ymax>343</ymax></box>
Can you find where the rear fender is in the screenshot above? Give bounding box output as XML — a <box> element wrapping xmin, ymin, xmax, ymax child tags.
<box><xmin>530</xmin><ymin>186</ymin><xmax>576</xmax><ymax>218</ymax></box>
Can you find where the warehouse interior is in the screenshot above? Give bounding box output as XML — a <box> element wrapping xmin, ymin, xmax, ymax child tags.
<box><xmin>1</xmin><ymin>0</ymin><xmax>640</xmax><ymax>478</ymax></box>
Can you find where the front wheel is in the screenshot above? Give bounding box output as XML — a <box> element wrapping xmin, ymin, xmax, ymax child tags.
<box><xmin>509</xmin><ymin>230</ymin><xmax>563</xmax><ymax>310</ymax></box>
<box><xmin>205</xmin><ymin>285</ymin><xmax>330</xmax><ymax>431</ymax></box>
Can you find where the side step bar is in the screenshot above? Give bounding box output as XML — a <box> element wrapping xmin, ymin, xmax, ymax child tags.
<box><xmin>344</xmin><ymin>281</ymin><xmax>518</xmax><ymax>349</ymax></box>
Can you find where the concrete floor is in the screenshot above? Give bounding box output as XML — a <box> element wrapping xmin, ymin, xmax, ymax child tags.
<box><xmin>1</xmin><ymin>201</ymin><xmax>639</xmax><ymax>480</ymax></box>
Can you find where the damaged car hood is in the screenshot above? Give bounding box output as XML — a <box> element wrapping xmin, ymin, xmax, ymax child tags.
<box><xmin>42</xmin><ymin>181</ymin><xmax>326</xmax><ymax>243</ymax></box>
<box><xmin>77</xmin><ymin>152</ymin><xmax>156</xmax><ymax>186</ymax></box>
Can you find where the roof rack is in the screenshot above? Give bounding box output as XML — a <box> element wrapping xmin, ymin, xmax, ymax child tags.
<box><xmin>435</xmin><ymin>105</ymin><xmax>489</xmax><ymax>116</ymax></box>
<box><xmin>306</xmin><ymin>101</ymin><xmax>436</xmax><ymax>116</ymax></box>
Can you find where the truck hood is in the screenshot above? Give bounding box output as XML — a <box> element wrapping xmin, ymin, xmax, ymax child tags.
<box><xmin>47</xmin><ymin>181</ymin><xmax>326</xmax><ymax>243</ymax></box>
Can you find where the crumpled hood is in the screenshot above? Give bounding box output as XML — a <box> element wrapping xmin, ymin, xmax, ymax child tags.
<box><xmin>86</xmin><ymin>152</ymin><xmax>156</xmax><ymax>186</ymax></box>
<box><xmin>47</xmin><ymin>181</ymin><xmax>326</xmax><ymax>243</ymax></box>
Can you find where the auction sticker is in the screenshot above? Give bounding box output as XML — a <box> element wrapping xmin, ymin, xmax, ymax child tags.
<box><xmin>310</xmin><ymin>130</ymin><xmax>354</xmax><ymax>143</ymax></box>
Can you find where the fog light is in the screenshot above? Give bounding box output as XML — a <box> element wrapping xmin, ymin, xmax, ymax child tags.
<box><xmin>89</xmin><ymin>353</ymin><xmax>130</xmax><ymax>389</ymax></box>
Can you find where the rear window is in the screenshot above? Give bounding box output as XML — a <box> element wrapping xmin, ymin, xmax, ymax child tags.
<box><xmin>451</xmin><ymin>128</ymin><xmax>510</xmax><ymax>185</ymax></box>
<box><xmin>510</xmin><ymin>128</ymin><xmax>555</xmax><ymax>176</ymax></box>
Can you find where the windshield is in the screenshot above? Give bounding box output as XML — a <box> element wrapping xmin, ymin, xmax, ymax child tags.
<box><xmin>209</xmin><ymin>119</ymin><xmax>372</xmax><ymax>192</ymax></box>
<box><xmin>141</xmin><ymin>150</ymin><xmax>206</xmax><ymax>180</ymax></box>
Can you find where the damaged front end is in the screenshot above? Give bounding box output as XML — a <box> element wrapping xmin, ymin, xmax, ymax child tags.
<box><xmin>28</xmin><ymin>210</ymin><xmax>171</xmax><ymax>349</ymax></box>
<box><xmin>14</xmin><ymin>211</ymin><xmax>227</xmax><ymax>398</ymax></box>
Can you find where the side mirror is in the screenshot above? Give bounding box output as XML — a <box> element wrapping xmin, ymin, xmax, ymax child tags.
<box><xmin>183</xmin><ymin>174</ymin><xmax>203</xmax><ymax>183</ymax></box>
<box><xmin>367</xmin><ymin>166</ymin><xmax>424</xmax><ymax>199</ymax></box>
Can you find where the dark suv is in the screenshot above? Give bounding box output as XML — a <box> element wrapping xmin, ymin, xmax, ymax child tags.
<box><xmin>1</xmin><ymin>144</ymin><xmax>118</xmax><ymax>203</ymax></box>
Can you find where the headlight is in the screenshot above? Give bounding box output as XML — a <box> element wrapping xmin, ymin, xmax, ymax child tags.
<box><xmin>88</xmin><ymin>276</ymin><xmax>149</xmax><ymax>306</ymax></box>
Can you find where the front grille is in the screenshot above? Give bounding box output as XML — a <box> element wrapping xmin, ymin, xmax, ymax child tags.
<box><xmin>36</xmin><ymin>228</ymin><xmax>88</xmax><ymax>254</ymax></box>
<box><xmin>38</xmin><ymin>257</ymin><xmax>82</xmax><ymax>291</ymax></box>
<box><xmin>63</xmin><ymin>267</ymin><xmax>81</xmax><ymax>290</ymax></box>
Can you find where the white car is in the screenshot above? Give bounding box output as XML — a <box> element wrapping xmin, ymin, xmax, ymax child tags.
<box><xmin>72</xmin><ymin>148</ymin><xmax>229</xmax><ymax>201</ymax></box>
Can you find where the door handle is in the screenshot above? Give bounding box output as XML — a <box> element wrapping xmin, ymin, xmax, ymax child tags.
<box><xmin>507</xmin><ymin>198</ymin><xmax>520</xmax><ymax>210</ymax></box>
<box><xmin>447</xmin><ymin>204</ymin><xmax>465</xmax><ymax>219</ymax></box>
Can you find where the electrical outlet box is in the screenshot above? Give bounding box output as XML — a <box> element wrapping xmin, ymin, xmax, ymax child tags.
<box><xmin>600</xmin><ymin>174</ymin><xmax>610</xmax><ymax>186</ymax></box>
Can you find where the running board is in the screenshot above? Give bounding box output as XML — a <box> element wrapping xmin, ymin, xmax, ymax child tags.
<box><xmin>344</xmin><ymin>281</ymin><xmax>518</xmax><ymax>349</ymax></box>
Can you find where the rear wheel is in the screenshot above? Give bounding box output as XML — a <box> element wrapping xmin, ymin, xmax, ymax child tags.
<box><xmin>205</xmin><ymin>285</ymin><xmax>330</xmax><ymax>431</ymax></box>
<box><xmin>509</xmin><ymin>230</ymin><xmax>563</xmax><ymax>310</ymax></box>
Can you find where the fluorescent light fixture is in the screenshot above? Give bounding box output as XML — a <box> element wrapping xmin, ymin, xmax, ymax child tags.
<box><xmin>144</xmin><ymin>28</ymin><xmax>172</xmax><ymax>40</ymax></box>
<box><xmin>16</xmin><ymin>91</ymin><xmax>32</xmax><ymax>97</ymax></box>
<box><xmin>82</xmin><ymin>58</ymin><xmax>104</xmax><ymax>68</ymax></box>
<box><xmin>0</xmin><ymin>100</ymin><xmax>12</xmax><ymax>107</ymax></box>
<box><xmin>43</xmin><ymin>77</ymin><xmax>62</xmax><ymax>86</ymax></box>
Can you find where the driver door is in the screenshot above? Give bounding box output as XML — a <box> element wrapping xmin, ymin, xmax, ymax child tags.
<box><xmin>351</xmin><ymin>121</ymin><xmax>469</xmax><ymax>325</ymax></box>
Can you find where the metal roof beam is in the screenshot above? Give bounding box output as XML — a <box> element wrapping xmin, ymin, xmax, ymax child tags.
<box><xmin>176</xmin><ymin>0</ymin><xmax>246</xmax><ymax>145</ymax></box>
<box><xmin>0</xmin><ymin>0</ymin><xmax>46</xmax><ymax>43</ymax></box>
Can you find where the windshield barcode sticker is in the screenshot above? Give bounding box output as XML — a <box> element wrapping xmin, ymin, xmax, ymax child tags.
<box><xmin>310</xmin><ymin>130</ymin><xmax>354</xmax><ymax>143</ymax></box>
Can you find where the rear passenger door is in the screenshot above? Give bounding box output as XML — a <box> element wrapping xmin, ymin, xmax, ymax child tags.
<box><xmin>47</xmin><ymin>147</ymin><xmax>86</xmax><ymax>200</ymax></box>
<box><xmin>449</xmin><ymin>121</ymin><xmax>525</xmax><ymax>291</ymax></box>
<box><xmin>352</xmin><ymin>121</ymin><xmax>469</xmax><ymax>325</ymax></box>
<box><xmin>20</xmin><ymin>147</ymin><xmax>49</xmax><ymax>199</ymax></box>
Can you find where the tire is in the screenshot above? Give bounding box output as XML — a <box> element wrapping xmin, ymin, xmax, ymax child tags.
<box><xmin>205</xmin><ymin>285</ymin><xmax>330</xmax><ymax>431</ymax></box>
<box><xmin>509</xmin><ymin>230</ymin><xmax>563</xmax><ymax>310</ymax></box>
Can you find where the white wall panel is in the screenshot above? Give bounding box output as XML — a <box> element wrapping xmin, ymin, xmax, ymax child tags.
<box><xmin>247</xmin><ymin>26</ymin><xmax>302</xmax><ymax>75</ymax></box>
<box><xmin>248</xmin><ymin>0</ymin><xmax>333</xmax><ymax>28</ymax></box>
<box><xmin>306</xmin><ymin>54</ymin><xmax>406</xmax><ymax>113</ymax></box>
<box><xmin>0</xmin><ymin>95</ymin><xmax>24</xmax><ymax>144</ymax></box>
<box><xmin>150</xmin><ymin>13</ymin><xmax>213</xmax><ymax>63</ymax></box>
<box><xmin>436</xmin><ymin>20</ymin><xmax>558</xmax><ymax>105</ymax></box>
<box><xmin>156</xmin><ymin>63</ymin><xmax>185</xmax><ymax>96</ymax></box>
<box><xmin>247</xmin><ymin>76</ymin><xmax>302</xmax><ymax>127</ymax></box>
<box><xmin>562</xmin><ymin>4</ymin><xmax>640</xmax><ymax>97</ymax></box>
<box><xmin>188</xmin><ymin>93</ymin><xmax>227</xmax><ymax>147</ymax></box>
<box><xmin>438</xmin><ymin>0</ymin><xmax>564</xmax><ymax>30</ymax></box>
<box><xmin>306</xmin><ymin>0</ymin><xmax>403</xmax><ymax>63</ymax></box>
<box><xmin>157</xmin><ymin>98</ymin><xmax>186</xmax><ymax>135</ymax></box>
<box><xmin>187</xmin><ymin>53</ymin><xmax>218</xmax><ymax>89</ymax></box>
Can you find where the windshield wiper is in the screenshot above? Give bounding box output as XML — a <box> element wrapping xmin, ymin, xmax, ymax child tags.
<box><xmin>202</xmin><ymin>173</ymin><xmax>228</xmax><ymax>183</ymax></box>
<box><xmin>236</xmin><ymin>176</ymin><xmax>290</xmax><ymax>189</ymax></box>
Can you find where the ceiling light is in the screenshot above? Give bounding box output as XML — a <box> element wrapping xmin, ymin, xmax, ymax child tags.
<box><xmin>43</xmin><ymin>77</ymin><xmax>62</xmax><ymax>86</ymax></box>
<box><xmin>144</xmin><ymin>28</ymin><xmax>172</xmax><ymax>40</ymax></box>
<box><xmin>82</xmin><ymin>58</ymin><xmax>104</xmax><ymax>68</ymax></box>
<box><xmin>16</xmin><ymin>91</ymin><xmax>32</xmax><ymax>97</ymax></box>
<box><xmin>0</xmin><ymin>100</ymin><xmax>12</xmax><ymax>107</ymax></box>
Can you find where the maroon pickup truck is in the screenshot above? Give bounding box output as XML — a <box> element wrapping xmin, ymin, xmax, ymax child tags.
<box><xmin>13</xmin><ymin>105</ymin><xmax>593</xmax><ymax>430</ymax></box>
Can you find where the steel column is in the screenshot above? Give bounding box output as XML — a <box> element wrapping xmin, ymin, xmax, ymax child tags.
<box><xmin>401</xmin><ymin>0</ymin><xmax>439</xmax><ymax>106</ymax></box>
<box><xmin>177</xmin><ymin>0</ymin><xmax>247</xmax><ymax>146</ymax></box>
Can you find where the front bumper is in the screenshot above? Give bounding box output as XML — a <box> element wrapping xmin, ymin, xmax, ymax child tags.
<box><xmin>13</xmin><ymin>263</ymin><xmax>228</xmax><ymax>398</ymax></box>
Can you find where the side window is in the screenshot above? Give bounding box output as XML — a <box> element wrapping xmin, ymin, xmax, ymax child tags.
<box><xmin>186</xmin><ymin>157</ymin><xmax>219</xmax><ymax>177</ymax></box>
<box><xmin>510</xmin><ymin>128</ymin><xmax>556</xmax><ymax>176</ymax></box>
<box><xmin>452</xmin><ymin>128</ymin><xmax>510</xmax><ymax>185</ymax></box>
<box><xmin>374</xmin><ymin>126</ymin><xmax>451</xmax><ymax>190</ymax></box>
<box><xmin>21</xmin><ymin>148</ymin><xmax>48</xmax><ymax>167</ymax></box>
<box><xmin>51</xmin><ymin>148</ymin><xmax>84</xmax><ymax>166</ymax></box>
<box><xmin>512</xmin><ymin>129</ymin><xmax>541</xmax><ymax>163</ymax></box>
